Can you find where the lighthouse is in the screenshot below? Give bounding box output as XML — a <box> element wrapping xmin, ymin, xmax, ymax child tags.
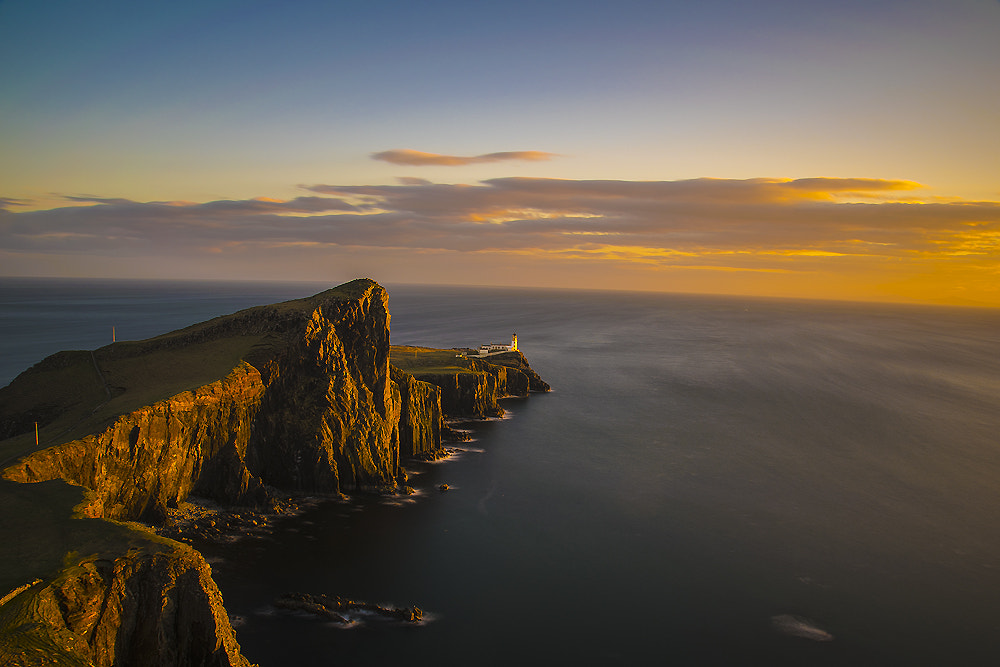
<box><xmin>511</xmin><ymin>333</ymin><xmax>518</xmax><ymax>351</ymax></box>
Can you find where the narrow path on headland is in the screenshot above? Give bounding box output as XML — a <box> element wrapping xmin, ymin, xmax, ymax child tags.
<box><xmin>91</xmin><ymin>351</ymin><xmax>113</xmax><ymax>401</ymax></box>
<box><xmin>0</xmin><ymin>351</ymin><xmax>116</xmax><ymax>469</ymax></box>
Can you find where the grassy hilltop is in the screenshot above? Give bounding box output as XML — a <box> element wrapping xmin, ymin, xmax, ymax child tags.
<box><xmin>390</xmin><ymin>345</ymin><xmax>478</xmax><ymax>376</ymax></box>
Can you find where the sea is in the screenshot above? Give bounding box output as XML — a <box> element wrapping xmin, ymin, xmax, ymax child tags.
<box><xmin>2</xmin><ymin>277</ymin><xmax>1000</xmax><ymax>666</ymax></box>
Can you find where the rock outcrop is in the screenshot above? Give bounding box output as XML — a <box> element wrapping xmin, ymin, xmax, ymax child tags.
<box><xmin>482</xmin><ymin>350</ymin><xmax>552</xmax><ymax>393</ymax></box>
<box><xmin>390</xmin><ymin>365</ymin><xmax>442</xmax><ymax>459</ymax></box>
<box><xmin>411</xmin><ymin>356</ymin><xmax>538</xmax><ymax>419</ymax></box>
<box><xmin>2</xmin><ymin>279</ymin><xmax>404</xmax><ymax>520</ymax></box>
<box><xmin>274</xmin><ymin>592</ymin><xmax>423</xmax><ymax>625</ymax></box>
<box><xmin>3</xmin><ymin>364</ymin><xmax>267</xmax><ymax>523</ymax></box>
<box><xmin>243</xmin><ymin>287</ymin><xmax>402</xmax><ymax>495</ymax></box>
<box><xmin>0</xmin><ymin>479</ymin><xmax>248</xmax><ymax>667</ymax></box>
<box><xmin>1</xmin><ymin>549</ymin><xmax>249</xmax><ymax>667</ymax></box>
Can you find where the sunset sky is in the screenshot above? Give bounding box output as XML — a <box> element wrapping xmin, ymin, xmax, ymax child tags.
<box><xmin>2</xmin><ymin>0</ymin><xmax>999</xmax><ymax>306</ymax></box>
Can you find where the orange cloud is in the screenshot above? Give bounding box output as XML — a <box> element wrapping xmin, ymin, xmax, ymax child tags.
<box><xmin>371</xmin><ymin>149</ymin><xmax>557</xmax><ymax>166</ymax></box>
<box><xmin>6</xmin><ymin>177</ymin><xmax>1000</xmax><ymax>305</ymax></box>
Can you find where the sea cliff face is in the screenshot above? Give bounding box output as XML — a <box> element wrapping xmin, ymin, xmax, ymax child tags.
<box><xmin>390</xmin><ymin>365</ymin><xmax>442</xmax><ymax>458</ymax></box>
<box><xmin>0</xmin><ymin>478</ymin><xmax>249</xmax><ymax>667</ymax></box>
<box><xmin>1</xmin><ymin>547</ymin><xmax>249</xmax><ymax>667</ymax></box>
<box><xmin>244</xmin><ymin>286</ymin><xmax>402</xmax><ymax>495</ymax></box>
<box><xmin>483</xmin><ymin>351</ymin><xmax>552</xmax><ymax>393</ymax></box>
<box><xmin>2</xmin><ymin>279</ymin><xmax>404</xmax><ymax>519</ymax></box>
<box><xmin>413</xmin><ymin>355</ymin><xmax>537</xmax><ymax>419</ymax></box>
<box><xmin>2</xmin><ymin>363</ymin><xmax>267</xmax><ymax>522</ymax></box>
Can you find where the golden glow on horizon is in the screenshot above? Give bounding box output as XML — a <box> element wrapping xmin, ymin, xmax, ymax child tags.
<box><xmin>944</xmin><ymin>230</ymin><xmax>1000</xmax><ymax>255</ymax></box>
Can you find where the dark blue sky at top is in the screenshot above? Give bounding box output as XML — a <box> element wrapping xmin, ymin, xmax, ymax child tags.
<box><xmin>2</xmin><ymin>0</ymin><xmax>997</xmax><ymax>203</ymax></box>
<box><xmin>2</xmin><ymin>0</ymin><xmax>964</xmax><ymax>120</ymax></box>
<box><xmin>1</xmin><ymin>0</ymin><xmax>997</xmax><ymax>200</ymax></box>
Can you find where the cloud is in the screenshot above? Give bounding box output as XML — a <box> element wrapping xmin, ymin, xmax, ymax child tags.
<box><xmin>61</xmin><ymin>194</ymin><xmax>358</xmax><ymax>216</ymax></box>
<box><xmin>0</xmin><ymin>197</ymin><xmax>32</xmax><ymax>210</ymax></box>
<box><xmin>371</xmin><ymin>149</ymin><xmax>557</xmax><ymax>166</ymax></box>
<box><xmin>63</xmin><ymin>195</ymin><xmax>136</xmax><ymax>205</ymax></box>
<box><xmin>6</xmin><ymin>177</ymin><xmax>998</xmax><ymax>306</ymax></box>
<box><xmin>300</xmin><ymin>177</ymin><xmax>965</xmax><ymax>251</ymax></box>
<box><xmin>4</xmin><ymin>178</ymin><xmax>998</xmax><ymax>278</ymax></box>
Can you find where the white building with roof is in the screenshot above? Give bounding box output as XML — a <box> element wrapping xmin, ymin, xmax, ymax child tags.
<box><xmin>474</xmin><ymin>333</ymin><xmax>518</xmax><ymax>356</ymax></box>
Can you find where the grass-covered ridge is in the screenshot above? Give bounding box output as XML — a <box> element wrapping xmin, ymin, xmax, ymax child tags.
<box><xmin>0</xmin><ymin>478</ymin><xmax>174</xmax><ymax>598</ymax></box>
<box><xmin>390</xmin><ymin>345</ymin><xmax>478</xmax><ymax>376</ymax></box>
<box><xmin>0</xmin><ymin>279</ymin><xmax>378</xmax><ymax>467</ymax></box>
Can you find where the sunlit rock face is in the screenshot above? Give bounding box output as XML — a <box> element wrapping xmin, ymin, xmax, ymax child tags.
<box><xmin>9</xmin><ymin>546</ymin><xmax>250</xmax><ymax>667</ymax></box>
<box><xmin>2</xmin><ymin>279</ymin><xmax>405</xmax><ymax>519</ymax></box>
<box><xmin>3</xmin><ymin>364</ymin><xmax>267</xmax><ymax>522</ymax></box>
<box><xmin>246</xmin><ymin>281</ymin><xmax>402</xmax><ymax>494</ymax></box>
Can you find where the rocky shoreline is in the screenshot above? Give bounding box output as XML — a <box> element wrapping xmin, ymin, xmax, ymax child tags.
<box><xmin>274</xmin><ymin>592</ymin><xmax>424</xmax><ymax>625</ymax></box>
<box><xmin>156</xmin><ymin>495</ymin><xmax>313</xmax><ymax>545</ymax></box>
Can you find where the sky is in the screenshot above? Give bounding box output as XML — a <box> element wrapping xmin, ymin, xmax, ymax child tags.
<box><xmin>1</xmin><ymin>0</ymin><xmax>999</xmax><ymax>306</ymax></box>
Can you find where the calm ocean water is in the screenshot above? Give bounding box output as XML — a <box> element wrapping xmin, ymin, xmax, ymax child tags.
<box><xmin>3</xmin><ymin>278</ymin><xmax>1000</xmax><ymax>665</ymax></box>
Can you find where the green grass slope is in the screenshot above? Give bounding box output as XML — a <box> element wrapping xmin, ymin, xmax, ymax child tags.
<box><xmin>390</xmin><ymin>345</ymin><xmax>476</xmax><ymax>376</ymax></box>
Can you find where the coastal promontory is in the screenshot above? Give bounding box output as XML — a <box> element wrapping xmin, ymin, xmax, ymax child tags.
<box><xmin>1</xmin><ymin>279</ymin><xmax>407</xmax><ymax>521</ymax></box>
<box><xmin>0</xmin><ymin>279</ymin><xmax>548</xmax><ymax>666</ymax></box>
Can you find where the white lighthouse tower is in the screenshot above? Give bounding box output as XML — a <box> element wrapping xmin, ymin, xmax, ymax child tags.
<box><xmin>511</xmin><ymin>333</ymin><xmax>518</xmax><ymax>351</ymax></box>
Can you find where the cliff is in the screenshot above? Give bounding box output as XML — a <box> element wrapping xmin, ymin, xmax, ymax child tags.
<box><xmin>480</xmin><ymin>351</ymin><xmax>552</xmax><ymax>393</ymax></box>
<box><xmin>241</xmin><ymin>289</ymin><xmax>402</xmax><ymax>495</ymax></box>
<box><xmin>2</xmin><ymin>364</ymin><xmax>268</xmax><ymax>523</ymax></box>
<box><xmin>389</xmin><ymin>366</ymin><xmax>442</xmax><ymax>458</ymax></box>
<box><xmin>1</xmin><ymin>279</ymin><xmax>402</xmax><ymax>521</ymax></box>
<box><xmin>418</xmin><ymin>358</ymin><xmax>511</xmax><ymax>418</ymax></box>
<box><xmin>390</xmin><ymin>346</ymin><xmax>549</xmax><ymax>419</ymax></box>
<box><xmin>0</xmin><ymin>479</ymin><xmax>248</xmax><ymax>667</ymax></box>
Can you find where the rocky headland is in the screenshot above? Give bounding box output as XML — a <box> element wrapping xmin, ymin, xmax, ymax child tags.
<box><xmin>390</xmin><ymin>346</ymin><xmax>550</xmax><ymax>419</ymax></box>
<box><xmin>0</xmin><ymin>279</ymin><xmax>548</xmax><ymax>666</ymax></box>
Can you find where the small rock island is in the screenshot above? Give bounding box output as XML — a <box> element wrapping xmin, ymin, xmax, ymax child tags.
<box><xmin>0</xmin><ymin>279</ymin><xmax>548</xmax><ymax>667</ymax></box>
